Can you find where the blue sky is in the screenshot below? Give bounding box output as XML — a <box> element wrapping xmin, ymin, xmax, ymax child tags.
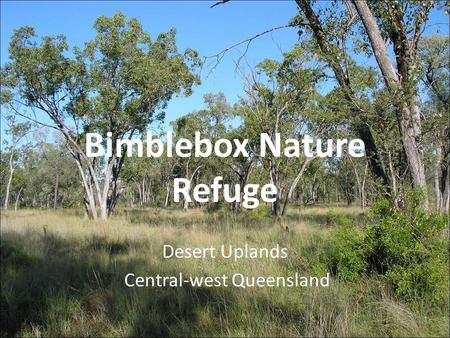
<box><xmin>1</xmin><ymin>0</ymin><xmax>448</xmax><ymax>135</ymax></box>
<box><xmin>1</xmin><ymin>0</ymin><xmax>300</xmax><ymax>131</ymax></box>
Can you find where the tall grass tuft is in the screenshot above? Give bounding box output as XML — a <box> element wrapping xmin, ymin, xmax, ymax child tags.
<box><xmin>1</xmin><ymin>207</ymin><xmax>448</xmax><ymax>337</ymax></box>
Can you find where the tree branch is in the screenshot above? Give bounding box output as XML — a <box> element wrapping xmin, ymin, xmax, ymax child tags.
<box><xmin>204</xmin><ymin>24</ymin><xmax>298</xmax><ymax>75</ymax></box>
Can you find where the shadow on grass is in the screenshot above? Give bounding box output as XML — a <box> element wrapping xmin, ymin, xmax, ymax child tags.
<box><xmin>86</xmin><ymin>235</ymin><xmax>134</xmax><ymax>255</ymax></box>
<box><xmin>0</xmin><ymin>229</ymin><xmax>237</xmax><ymax>337</ymax></box>
<box><xmin>121</xmin><ymin>208</ymin><xmax>277</xmax><ymax>231</ymax></box>
<box><xmin>284</xmin><ymin>208</ymin><xmax>366</xmax><ymax>228</ymax></box>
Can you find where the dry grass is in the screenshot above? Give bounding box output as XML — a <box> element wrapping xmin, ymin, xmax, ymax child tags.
<box><xmin>0</xmin><ymin>207</ymin><xmax>447</xmax><ymax>337</ymax></box>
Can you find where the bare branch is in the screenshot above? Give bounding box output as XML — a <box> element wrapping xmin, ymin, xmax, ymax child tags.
<box><xmin>7</xmin><ymin>103</ymin><xmax>58</xmax><ymax>131</ymax></box>
<box><xmin>210</xmin><ymin>0</ymin><xmax>230</xmax><ymax>9</ymax></box>
<box><xmin>204</xmin><ymin>24</ymin><xmax>298</xmax><ymax>76</ymax></box>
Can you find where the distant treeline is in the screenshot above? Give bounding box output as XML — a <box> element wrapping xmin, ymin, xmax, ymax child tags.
<box><xmin>1</xmin><ymin>4</ymin><xmax>448</xmax><ymax>218</ymax></box>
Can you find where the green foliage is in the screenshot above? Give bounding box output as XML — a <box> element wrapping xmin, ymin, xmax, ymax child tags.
<box><xmin>1</xmin><ymin>12</ymin><xmax>202</xmax><ymax>217</ymax></box>
<box><xmin>330</xmin><ymin>193</ymin><xmax>448</xmax><ymax>306</ymax></box>
<box><xmin>326</xmin><ymin>210</ymin><xmax>352</xmax><ymax>226</ymax></box>
<box><xmin>330</xmin><ymin>224</ymin><xmax>371</xmax><ymax>280</ymax></box>
<box><xmin>242</xmin><ymin>205</ymin><xmax>271</xmax><ymax>223</ymax></box>
<box><xmin>2</xmin><ymin>208</ymin><xmax>448</xmax><ymax>337</ymax></box>
<box><xmin>367</xmin><ymin>194</ymin><xmax>448</xmax><ymax>305</ymax></box>
<box><xmin>2</xmin><ymin>12</ymin><xmax>201</xmax><ymax>136</ymax></box>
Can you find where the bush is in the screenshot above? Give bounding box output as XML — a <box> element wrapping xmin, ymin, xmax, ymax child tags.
<box><xmin>330</xmin><ymin>225</ymin><xmax>371</xmax><ymax>280</ymax></box>
<box><xmin>330</xmin><ymin>192</ymin><xmax>448</xmax><ymax>306</ymax></box>
<box><xmin>326</xmin><ymin>210</ymin><xmax>352</xmax><ymax>226</ymax></box>
<box><xmin>368</xmin><ymin>194</ymin><xmax>448</xmax><ymax>305</ymax></box>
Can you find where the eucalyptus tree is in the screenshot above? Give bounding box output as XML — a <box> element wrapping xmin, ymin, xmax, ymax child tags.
<box><xmin>418</xmin><ymin>34</ymin><xmax>449</xmax><ymax>212</ymax></box>
<box><xmin>16</xmin><ymin>141</ymin><xmax>82</xmax><ymax>209</ymax></box>
<box><xmin>285</xmin><ymin>1</ymin><xmax>392</xmax><ymax>194</ymax></box>
<box><xmin>210</xmin><ymin>0</ymin><xmax>445</xmax><ymax>210</ymax></box>
<box><xmin>220</xmin><ymin>0</ymin><xmax>439</xmax><ymax>208</ymax></box>
<box><xmin>237</xmin><ymin>46</ymin><xmax>324</xmax><ymax>216</ymax></box>
<box><xmin>120</xmin><ymin>150</ymin><xmax>173</xmax><ymax>207</ymax></box>
<box><xmin>1</xmin><ymin>12</ymin><xmax>201</xmax><ymax>220</ymax></box>
<box><xmin>350</xmin><ymin>0</ymin><xmax>437</xmax><ymax>208</ymax></box>
<box><xmin>171</xmin><ymin>93</ymin><xmax>233</xmax><ymax>210</ymax></box>
<box><xmin>220</xmin><ymin>124</ymin><xmax>257</xmax><ymax>212</ymax></box>
<box><xmin>294</xmin><ymin>0</ymin><xmax>440</xmax><ymax>208</ymax></box>
<box><xmin>1</xmin><ymin>115</ymin><xmax>31</xmax><ymax>210</ymax></box>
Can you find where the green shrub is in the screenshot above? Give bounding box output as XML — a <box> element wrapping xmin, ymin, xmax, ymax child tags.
<box><xmin>330</xmin><ymin>192</ymin><xmax>448</xmax><ymax>306</ymax></box>
<box><xmin>367</xmin><ymin>195</ymin><xmax>448</xmax><ymax>305</ymax></box>
<box><xmin>326</xmin><ymin>210</ymin><xmax>352</xmax><ymax>226</ymax></box>
<box><xmin>241</xmin><ymin>205</ymin><xmax>271</xmax><ymax>223</ymax></box>
<box><xmin>330</xmin><ymin>225</ymin><xmax>371</xmax><ymax>280</ymax></box>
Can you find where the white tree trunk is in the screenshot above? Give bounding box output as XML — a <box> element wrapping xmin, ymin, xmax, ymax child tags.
<box><xmin>281</xmin><ymin>157</ymin><xmax>314</xmax><ymax>216</ymax></box>
<box><xmin>353</xmin><ymin>0</ymin><xmax>429</xmax><ymax>209</ymax></box>
<box><xmin>3</xmin><ymin>151</ymin><xmax>15</xmax><ymax>210</ymax></box>
<box><xmin>14</xmin><ymin>186</ymin><xmax>23</xmax><ymax>212</ymax></box>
